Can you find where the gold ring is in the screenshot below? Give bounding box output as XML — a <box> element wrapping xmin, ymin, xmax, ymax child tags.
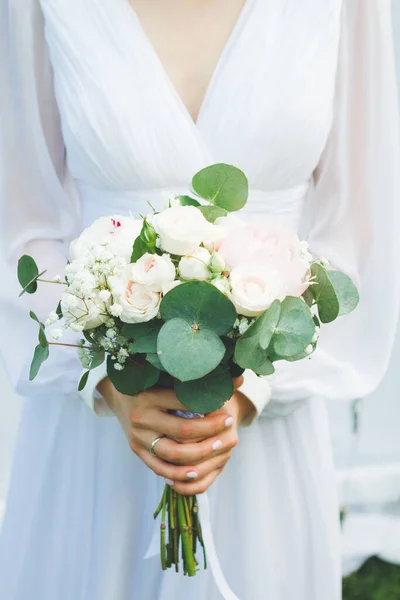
<box><xmin>149</xmin><ymin>435</ymin><xmax>165</xmax><ymax>456</ymax></box>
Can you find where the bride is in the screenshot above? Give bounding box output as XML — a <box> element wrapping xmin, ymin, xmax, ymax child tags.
<box><xmin>0</xmin><ymin>1</ymin><xmax>399</xmax><ymax>599</ymax></box>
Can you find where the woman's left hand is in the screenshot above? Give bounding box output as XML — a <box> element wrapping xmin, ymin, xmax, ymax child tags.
<box><xmin>130</xmin><ymin>379</ymin><xmax>255</xmax><ymax>496</ymax></box>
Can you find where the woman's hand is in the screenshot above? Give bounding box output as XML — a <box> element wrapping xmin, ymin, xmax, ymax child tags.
<box><xmin>98</xmin><ymin>377</ymin><xmax>254</xmax><ymax>495</ymax></box>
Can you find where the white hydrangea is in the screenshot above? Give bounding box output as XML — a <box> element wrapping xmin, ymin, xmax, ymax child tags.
<box><xmin>106</xmin><ymin>329</ymin><xmax>117</xmax><ymax>339</ymax></box>
<box><xmin>114</xmin><ymin>363</ymin><xmax>124</xmax><ymax>371</ymax></box>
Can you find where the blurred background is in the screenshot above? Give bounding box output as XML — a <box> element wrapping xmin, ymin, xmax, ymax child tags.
<box><xmin>0</xmin><ymin>3</ymin><xmax>400</xmax><ymax>598</ymax></box>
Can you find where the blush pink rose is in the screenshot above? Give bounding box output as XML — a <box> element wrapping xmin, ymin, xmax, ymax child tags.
<box><xmin>219</xmin><ymin>220</ymin><xmax>311</xmax><ymax>298</ymax></box>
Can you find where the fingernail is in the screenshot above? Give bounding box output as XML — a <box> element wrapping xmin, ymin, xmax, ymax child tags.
<box><xmin>165</xmin><ymin>478</ymin><xmax>174</xmax><ymax>486</ymax></box>
<box><xmin>225</xmin><ymin>417</ymin><xmax>234</xmax><ymax>427</ymax></box>
<box><xmin>212</xmin><ymin>440</ymin><xmax>223</xmax><ymax>451</ymax></box>
<box><xmin>187</xmin><ymin>471</ymin><xmax>198</xmax><ymax>479</ymax></box>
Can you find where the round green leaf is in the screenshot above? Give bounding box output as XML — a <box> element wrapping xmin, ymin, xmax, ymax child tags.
<box><xmin>157</xmin><ymin>318</ymin><xmax>225</xmax><ymax>381</ymax></box>
<box><xmin>258</xmin><ymin>300</ymin><xmax>281</xmax><ymax>349</ymax></box>
<box><xmin>90</xmin><ymin>349</ymin><xmax>105</xmax><ymax>370</ymax></box>
<box><xmin>107</xmin><ymin>356</ymin><xmax>160</xmax><ymax>395</ymax></box>
<box><xmin>146</xmin><ymin>353</ymin><xmax>166</xmax><ymax>371</ymax></box>
<box><xmin>192</xmin><ymin>164</ymin><xmax>248</xmax><ymax>212</ymax></box>
<box><xmin>199</xmin><ymin>205</ymin><xmax>228</xmax><ymax>223</ymax></box>
<box><xmin>177</xmin><ymin>195</ymin><xmax>201</xmax><ymax>207</ymax></box>
<box><xmin>29</xmin><ymin>343</ymin><xmax>49</xmax><ymax>380</ymax></box>
<box><xmin>160</xmin><ymin>281</ymin><xmax>236</xmax><ymax>335</ymax></box>
<box><xmin>123</xmin><ymin>321</ymin><xmax>162</xmax><ymax>354</ymax></box>
<box><xmin>327</xmin><ymin>270</ymin><xmax>360</xmax><ymax>316</ymax></box>
<box><xmin>175</xmin><ymin>366</ymin><xmax>234</xmax><ymax>413</ymax></box>
<box><xmin>272</xmin><ymin>297</ymin><xmax>315</xmax><ymax>357</ymax></box>
<box><xmin>18</xmin><ymin>255</ymin><xmax>40</xmax><ymax>295</ymax></box>
<box><xmin>310</xmin><ymin>263</ymin><xmax>340</xmax><ymax>323</ymax></box>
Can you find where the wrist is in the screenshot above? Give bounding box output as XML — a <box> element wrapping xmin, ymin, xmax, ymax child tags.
<box><xmin>97</xmin><ymin>377</ymin><xmax>119</xmax><ymax>414</ymax></box>
<box><xmin>231</xmin><ymin>390</ymin><xmax>255</xmax><ymax>426</ymax></box>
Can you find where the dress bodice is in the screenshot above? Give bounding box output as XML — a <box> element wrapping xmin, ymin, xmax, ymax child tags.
<box><xmin>40</xmin><ymin>0</ymin><xmax>342</xmax><ymax>218</ymax></box>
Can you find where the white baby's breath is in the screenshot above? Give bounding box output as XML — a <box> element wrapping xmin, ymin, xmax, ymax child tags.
<box><xmin>45</xmin><ymin>311</ymin><xmax>59</xmax><ymax>327</ymax></box>
<box><xmin>50</xmin><ymin>328</ymin><xmax>63</xmax><ymax>340</ymax></box>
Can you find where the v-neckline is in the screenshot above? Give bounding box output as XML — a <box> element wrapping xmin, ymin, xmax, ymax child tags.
<box><xmin>125</xmin><ymin>0</ymin><xmax>254</xmax><ymax>129</ymax></box>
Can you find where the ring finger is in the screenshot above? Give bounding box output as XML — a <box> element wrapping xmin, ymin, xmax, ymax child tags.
<box><xmin>133</xmin><ymin>428</ymin><xmax>237</xmax><ymax>466</ymax></box>
<box><xmin>134</xmin><ymin>442</ymin><xmax>232</xmax><ymax>483</ymax></box>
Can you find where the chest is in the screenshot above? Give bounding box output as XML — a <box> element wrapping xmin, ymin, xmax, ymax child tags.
<box><xmin>40</xmin><ymin>0</ymin><xmax>343</xmax><ymax>190</ymax></box>
<box><xmin>127</xmin><ymin>0</ymin><xmax>247</xmax><ymax>123</ymax></box>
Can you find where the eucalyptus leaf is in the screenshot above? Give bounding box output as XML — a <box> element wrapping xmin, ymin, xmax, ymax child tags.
<box><xmin>107</xmin><ymin>356</ymin><xmax>160</xmax><ymax>396</ymax></box>
<box><xmin>131</xmin><ymin>236</ymin><xmax>149</xmax><ymax>263</ymax></box>
<box><xmin>78</xmin><ymin>371</ymin><xmax>90</xmax><ymax>391</ymax></box>
<box><xmin>310</xmin><ymin>263</ymin><xmax>340</xmax><ymax>323</ymax></box>
<box><xmin>328</xmin><ymin>270</ymin><xmax>360</xmax><ymax>316</ymax></box>
<box><xmin>199</xmin><ymin>205</ymin><xmax>228</xmax><ymax>223</ymax></box>
<box><xmin>177</xmin><ymin>195</ymin><xmax>201</xmax><ymax>207</ymax></box>
<box><xmin>254</xmin><ymin>358</ymin><xmax>275</xmax><ymax>376</ymax></box>
<box><xmin>272</xmin><ymin>296</ymin><xmax>315</xmax><ymax>357</ymax></box>
<box><xmin>122</xmin><ymin>321</ymin><xmax>163</xmax><ymax>354</ymax></box>
<box><xmin>175</xmin><ymin>366</ymin><xmax>234</xmax><ymax>413</ymax></box>
<box><xmin>192</xmin><ymin>164</ymin><xmax>248</xmax><ymax>212</ymax></box>
<box><xmin>90</xmin><ymin>349</ymin><xmax>105</xmax><ymax>370</ymax></box>
<box><xmin>258</xmin><ymin>300</ymin><xmax>281</xmax><ymax>350</ymax></box>
<box><xmin>29</xmin><ymin>344</ymin><xmax>49</xmax><ymax>380</ymax></box>
<box><xmin>146</xmin><ymin>353</ymin><xmax>166</xmax><ymax>371</ymax></box>
<box><xmin>56</xmin><ymin>300</ymin><xmax>63</xmax><ymax>319</ymax></box>
<box><xmin>160</xmin><ymin>281</ymin><xmax>236</xmax><ymax>335</ymax></box>
<box><xmin>18</xmin><ymin>255</ymin><xmax>40</xmax><ymax>295</ymax></box>
<box><xmin>30</xmin><ymin>311</ymin><xmax>48</xmax><ymax>348</ymax></box>
<box><xmin>302</xmin><ymin>287</ymin><xmax>314</xmax><ymax>308</ymax></box>
<box><xmin>157</xmin><ymin>318</ymin><xmax>225</xmax><ymax>381</ymax></box>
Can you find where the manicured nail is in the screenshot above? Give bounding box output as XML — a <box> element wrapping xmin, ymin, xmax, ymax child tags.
<box><xmin>225</xmin><ymin>417</ymin><xmax>234</xmax><ymax>427</ymax></box>
<box><xmin>165</xmin><ymin>478</ymin><xmax>174</xmax><ymax>486</ymax></box>
<box><xmin>187</xmin><ymin>471</ymin><xmax>198</xmax><ymax>479</ymax></box>
<box><xmin>212</xmin><ymin>440</ymin><xmax>223</xmax><ymax>451</ymax></box>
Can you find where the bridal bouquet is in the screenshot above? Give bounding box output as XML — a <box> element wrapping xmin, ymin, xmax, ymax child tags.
<box><xmin>18</xmin><ymin>164</ymin><xmax>359</xmax><ymax>576</ymax></box>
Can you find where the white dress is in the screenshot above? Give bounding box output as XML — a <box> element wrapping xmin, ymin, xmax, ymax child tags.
<box><xmin>0</xmin><ymin>1</ymin><xmax>399</xmax><ymax>599</ymax></box>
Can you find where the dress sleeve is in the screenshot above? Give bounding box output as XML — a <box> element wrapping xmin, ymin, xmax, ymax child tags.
<box><xmin>0</xmin><ymin>1</ymin><xmax>109</xmax><ymax>413</ymax></box>
<box><xmin>241</xmin><ymin>0</ymin><xmax>400</xmax><ymax>422</ymax></box>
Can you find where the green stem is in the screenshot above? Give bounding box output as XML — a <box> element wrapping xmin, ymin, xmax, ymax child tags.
<box><xmin>177</xmin><ymin>494</ymin><xmax>196</xmax><ymax>577</ymax></box>
<box><xmin>172</xmin><ymin>490</ymin><xmax>179</xmax><ymax>572</ymax></box>
<box><xmin>160</xmin><ymin>485</ymin><xmax>168</xmax><ymax>570</ymax></box>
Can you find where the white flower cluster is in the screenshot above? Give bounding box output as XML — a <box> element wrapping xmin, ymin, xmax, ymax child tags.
<box><xmin>44</xmin><ymin>205</ymin><xmax>317</xmax><ymax>345</ymax></box>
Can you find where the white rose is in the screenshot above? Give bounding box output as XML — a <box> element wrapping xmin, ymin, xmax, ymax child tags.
<box><xmin>229</xmin><ymin>264</ymin><xmax>287</xmax><ymax>317</ymax></box>
<box><xmin>162</xmin><ymin>280</ymin><xmax>183</xmax><ymax>295</ymax></box>
<box><xmin>179</xmin><ymin>247</ymin><xmax>211</xmax><ymax>281</ymax></box>
<box><xmin>152</xmin><ymin>206</ymin><xmax>220</xmax><ymax>256</ymax></box>
<box><xmin>70</xmin><ymin>215</ymin><xmax>142</xmax><ymax>263</ymax></box>
<box><xmin>61</xmin><ymin>292</ymin><xmax>108</xmax><ymax>330</ymax></box>
<box><xmin>130</xmin><ymin>253</ymin><xmax>176</xmax><ymax>292</ymax></box>
<box><xmin>109</xmin><ymin>268</ymin><xmax>161</xmax><ymax>324</ymax></box>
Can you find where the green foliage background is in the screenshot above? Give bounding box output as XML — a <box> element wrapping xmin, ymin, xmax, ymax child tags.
<box><xmin>343</xmin><ymin>558</ymin><xmax>400</xmax><ymax>600</ymax></box>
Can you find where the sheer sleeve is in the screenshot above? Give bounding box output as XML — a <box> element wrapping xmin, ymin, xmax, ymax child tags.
<box><xmin>263</xmin><ymin>0</ymin><xmax>400</xmax><ymax>413</ymax></box>
<box><xmin>0</xmin><ymin>1</ymin><xmax>85</xmax><ymax>398</ymax></box>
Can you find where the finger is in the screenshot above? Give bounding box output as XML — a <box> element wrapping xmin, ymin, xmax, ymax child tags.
<box><xmin>132</xmin><ymin>427</ymin><xmax>238</xmax><ymax>466</ymax></box>
<box><xmin>172</xmin><ymin>468</ymin><xmax>225</xmax><ymax>496</ymax></box>
<box><xmin>138</xmin><ymin>388</ymin><xmax>187</xmax><ymax>411</ymax></box>
<box><xmin>138</xmin><ymin>409</ymin><xmax>235</xmax><ymax>442</ymax></box>
<box><xmin>132</xmin><ymin>443</ymin><xmax>232</xmax><ymax>483</ymax></box>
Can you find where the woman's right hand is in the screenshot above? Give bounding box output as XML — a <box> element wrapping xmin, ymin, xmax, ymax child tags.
<box><xmin>97</xmin><ymin>377</ymin><xmax>240</xmax><ymax>495</ymax></box>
